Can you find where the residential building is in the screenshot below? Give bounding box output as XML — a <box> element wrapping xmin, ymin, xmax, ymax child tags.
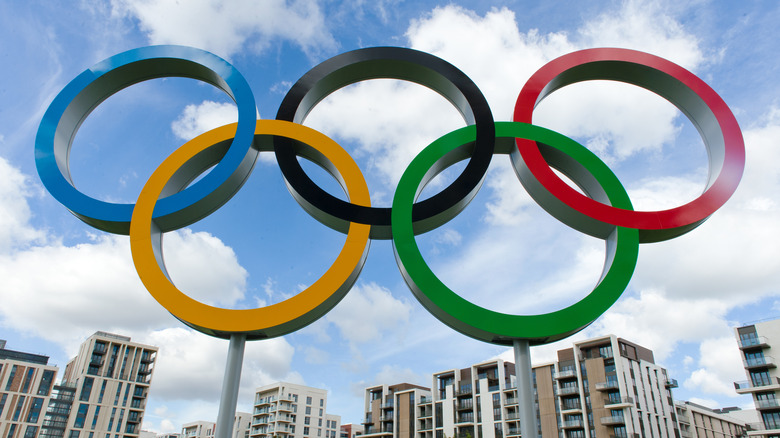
<box><xmin>340</xmin><ymin>423</ymin><xmax>362</xmax><ymax>438</ymax></box>
<box><xmin>58</xmin><ymin>331</ymin><xmax>158</xmax><ymax>438</ymax></box>
<box><xmin>0</xmin><ymin>339</ymin><xmax>60</xmax><ymax>438</ymax></box>
<box><xmin>250</xmin><ymin>382</ymin><xmax>340</xmax><ymax>438</ymax></box>
<box><xmin>673</xmin><ymin>402</ymin><xmax>749</xmax><ymax>438</ymax></box>
<box><xmin>40</xmin><ymin>383</ymin><xmax>78</xmax><ymax>438</ymax></box>
<box><xmin>365</xmin><ymin>335</ymin><xmax>680</xmax><ymax>438</ymax></box>
<box><xmin>181</xmin><ymin>413</ymin><xmax>251</xmax><ymax>438</ymax></box>
<box><xmin>734</xmin><ymin>320</ymin><xmax>780</xmax><ymax>437</ymax></box>
<box><xmin>361</xmin><ymin>383</ymin><xmax>430</xmax><ymax>438</ymax></box>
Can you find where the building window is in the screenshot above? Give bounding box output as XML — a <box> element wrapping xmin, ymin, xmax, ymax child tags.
<box><xmin>305</xmin><ymin>417</ymin><xmax>311</xmax><ymax>425</ymax></box>
<box><xmin>5</xmin><ymin>365</ymin><xmax>17</xmax><ymax>391</ymax></box>
<box><xmin>74</xmin><ymin>403</ymin><xmax>90</xmax><ymax>428</ymax></box>
<box><xmin>24</xmin><ymin>426</ymin><xmax>38</xmax><ymax>438</ymax></box>
<box><xmin>320</xmin><ymin>399</ymin><xmax>324</xmax><ymax>407</ymax></box>
<box><xmin>307</xmin><ymin>396</ymin><xmax>312</xmax><ymax>405</ymax></box>
<box><xmin>92</xmin><ymin>406</ymin><xmax>102</xmax><ymax>429</ymax></box>
<box><xmin>304</xmin><ymin>427</ymin><xmax>310</xmax><ymax>436</ymax></box>
<box><xmin>12</xmin><ymin>395</ymin><xmax>25</xmax><ymax>421</ymax></box>
<box><xmin>69</xmin><ymin>431</ymin><xmax>81</xmax><ymax>438</ymax></box>
<box><xmin>306</xmin><ymin>407</ymin><xmax>312</xmax><ymax>415</ymax></box>
<box><xmin>81</xmin><ymin>377</ymin><xmax>95</xmax><ymax>401</ymax></box>
<box><xmin>38</xmin><ymin>370</ymin><xmax>55</xmax><ymax>396</ymax></box>
<box><xmin>21</xmin><ymin>368</ymin><xmax>36</xmax><ymax>393</ymax></box>
<box><xmin>26</xmin><ymin>397</ymin><xmax>44</xmax><ymax>423</ymax></box>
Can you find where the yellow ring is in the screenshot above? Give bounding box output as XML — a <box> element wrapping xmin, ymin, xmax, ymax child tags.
<box><xmin>129</xmin><ymin>120</ymin><xmax>371</xmax><ymax>339</ymax></box>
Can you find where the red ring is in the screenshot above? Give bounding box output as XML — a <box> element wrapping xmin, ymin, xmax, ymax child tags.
<box><xmin>513</xmin><ymin>48</ymin><xmax>745</xmax><ymax>243</ymax></box>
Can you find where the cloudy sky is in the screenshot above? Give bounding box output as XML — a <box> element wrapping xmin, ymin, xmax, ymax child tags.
<box><xmin>2</xmin><ymin>0</ymin><xmax>780</xmax><ymax>432</ymax></box>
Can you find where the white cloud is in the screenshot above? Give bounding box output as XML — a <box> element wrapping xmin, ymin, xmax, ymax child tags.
<box><xmin>141</xmin><ymin>327</ymin><xmax>297</xmax><ymax>402</ymax></box>
<box><xmin>171</xmin><ymin>100</ymin><xmax>239</xmax><ymax>141</ymax></box>
<box><xmin>374</xmin><ymin>365</ymin><xmax>426</xmax><ymax>387</ymax></box>
<box><xmin>325</xmin><ymin>282</ymin><xmax>412</xmax><ymax>344</ymax></box>
<box><xmin>684</xmin><ymin>337</ymin><xmax>746</xmax><ymax>397</ymax></box>
<box><xmin>587</xmin><ymin>289</ymin><xmax>731</xmax><ymax>361</ymax></box>
<box><xmin>110</xmin><ymin>0</ymin><xmax>337</xmax><ymax>58</ymax></box>
<box><xmin>0</xmin><ymin>156</ymin><xmax>46</xmax><ymax>252</ymax></box>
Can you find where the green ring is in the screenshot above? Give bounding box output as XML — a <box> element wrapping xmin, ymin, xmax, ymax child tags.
<box><xmin>391</xmin><ymin>122</ymin><xmax>639</xmax><ymax>346</ymax></box>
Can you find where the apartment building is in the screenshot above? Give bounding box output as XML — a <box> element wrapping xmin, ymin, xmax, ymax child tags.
<box><xmin>361</xmin><ymin>383</ymin><xmax>430</xmax><ymax>438</ymax></box>
<box><xmin>250</xmin><ymin>382</ymin><xmax>340</xmax><ymax>438</ymax></box>
<box><xmin>673</xmin><ymin>402</ymin><xmax>748</xmax><ymax>438</ymax></box>
<box><xmin>366</xmin><ymin>335</ymin><xmax>679</xmax><ymax>438</ymax></box>
<box><xmin>340</xmin><ymin>423</ymin><xmax>363</xmax><ymax>438</ymax></box>
<box><xmin>55</xmin><ymin>331</ymin><xmax>158</xmax><ymax>438</ymax></box>
<box><xmin>0</xmin><ymin>339</ymin><xmax>60</xmax><ymax>438</ymax></box>
<box><xmin>181</xmin><ymin>413</ymin><xmax>251</xmax><ymax>438</ymax></box>
<box><xmin>734</xmin><ymin>319</ymin><xmax>780</xmax><ymax>437</ymax></box>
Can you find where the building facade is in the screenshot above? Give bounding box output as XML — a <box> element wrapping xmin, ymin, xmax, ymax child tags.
<box><xmin>366</xmin><ymin>335</ymin><xmax>680</xmax><ymax>438</ymax></box>
<box><xmin>0</xmin><ymin>339</ymin><xmax>60</xmax><ymax>438</ymax></box>
<box><xmin>57</xmin><ymin>331</ymin><xmax>158</xmax><ymax>438</ymax></box>
<box><xmin>674</xmin><ymin>402</ymin><xmax>748</xmax><ymax>438</ymax></box>
<box><xmin>361</xmin><ymin>383</ymin><xmax>430</xmax><ymax>438</ymax></box>
<box><xmin>250</xmin><ymin>382</ymin><xmax>340</xmax><ymax>438</ymax></box>
<box><xmin>181</xmin><ymin>413</ymin><xmax>251</xmax><ymax>438</ymax></box>
<box><xmin>734</xmin><ymin>320</ymin><xmax>780</xmax><ymax>437</ymax></box>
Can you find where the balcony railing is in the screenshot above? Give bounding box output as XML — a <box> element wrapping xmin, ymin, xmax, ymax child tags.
<box><xmin>554</xmin><ymin>369</ymin><xmax>577</xmax><ymax>380</ymax></box>
<box><xmin>739</xmin><ymin>336</ymin><xmax>769</xmax><ymax>349</ymax></box>
<box><xmin>757</xmin><ymin>398</ymin><xmax>780</xmax><ymax>409</ymax></box>
<box><xmin>605</xmin><ymin>396</ymin><xmax>634</xmax><ymax>407</ymax></box>
<box><xmin>418</xmin><ymin>396</ymin><xmax>432</xmax><ymax>405</ymax></box>
<box><xmin>665</xmin><ymin>379</ymin><xmax>678</xmax><ymax>388</ymax></box>
<box><xmin>561</xmin><ymin>419</ymin><xmax>584</xmax><ymax>429</ymax></box>
<box><xmin>595</xmin><ymin>381</ymin><xmax>620</xmax><ymax>391</ymax></box>
<box><xmin>558</xmin><ymin>386</ymin><xmax>579</xmax><ymax>396</ymax></box>
<box><xmin>744</xmin><ymin>356</ymin><xmax>777</xmax><ymax>369</ymax></box>
<box><xmin>505</xmin><ymin>397</ymin><xmax>518</xmax><ymax>405</ymax></box>
<box><xmin>600</xmin><ymin>415</ymin><xmax>625</xmax><ymax>425</ymax></box>
<box><xmin>734</xmin><ymin>377</ymin><xmax>780</xmax><ymax>393</ymax></box>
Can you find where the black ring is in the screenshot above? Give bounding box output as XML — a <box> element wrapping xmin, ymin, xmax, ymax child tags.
<box><xmin>275</xmin><ymin>46</ymin><xmax>495</xmax><ymax>239</ymax></box>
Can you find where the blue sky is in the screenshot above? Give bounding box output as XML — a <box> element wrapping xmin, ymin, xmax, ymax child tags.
<box><xmin>2</xmin><ymin>0</ymin><xmax>780</xmax><ymax>432</ymax></box>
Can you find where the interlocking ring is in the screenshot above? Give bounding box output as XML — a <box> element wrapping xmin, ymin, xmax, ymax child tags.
<box><xmin>34</xmin><ymin>45</ymin><xmax>258</xmax><ymax>234</ymax></box>
<box><xmin>36</xmin><ymin>45</ymin><xmax>744</xmax><ymax>344</ymax></box>
<box><xmin>513</xmin><ymin>48</ymin><xmax>745</xmax><ymax>243</ymax></box>
<box><xmin>392</xmin><ymin>122</ymin><xmax>638</xmax><ymax>345</ymax></box>
<box><xmin>276</xmin><ymin>47</ymin><xmax>495</xmax><ymax>239</ymax></box>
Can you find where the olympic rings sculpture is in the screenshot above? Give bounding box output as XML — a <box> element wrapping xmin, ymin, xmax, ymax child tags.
<box><xmin>35</xmin><ymin>45</ymin><xmax>744</xmax><ymax>346</ymax></box>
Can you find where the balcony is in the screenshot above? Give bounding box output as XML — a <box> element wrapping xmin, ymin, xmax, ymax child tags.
<box><xmin>456</xmin><ymin>386</ymin><xmax>473</xmax><ymax>396</ymax></box>
<box><xmin>381</xmin><ymin>402</ymin><xmax>394</xmax><ymax>410</ymax></box>
<box><xmin>596</xmin><ymin>381</ymin><xmax>620</xmax><ymax>391</ymax></box>
<box><xmin>418</xmin><ymin>396</ymin><xmax>432</xmax><ymax>405</ymax></box>
<box><xmin>756</xmin><ymin>398</ymin><xmax>780</xmax><ymax>410</ymax></box>
<box><xmin>505</xmin><ymin>412</ymin><xmax>520</xmax><ymax>421</ymax></box>
<box><xmin>561</xmin><ymin>419</ymin><xmax>584</xmax><ymax>429</ymax></box>
<box><xmin>456</xmin><ymin>414</ymin><xmax>474</xmax><ymax>424</ymax></box>
<box><xmin>745</xmin><ymin>356</ymin><xmax>778</xmax><ymax>369</ymax></box>
<box><xmin>558</xmin><ymin>386</ymin><xmax>579</xmax><ymax>396</ymax></box>
<box><xmin>380</xmin><ymin>414</ymin><xmax>393</xmax><ymax>421</ymax></box>
<box><xmin>605</xmin><ymin>396</ymin><xmax>634</xmax><ymax>408</ymax></box>
<box><xmin>665</xmin><ymin>379</ymin><xmax>678</xmax><ymax>388</ymax></box>
<box><xmin>554</xmin><ymin>369</ymin><xmax>577</xmax><ymax>380</ymax></box>
<box><xmin>600</xmin><ymin>416</ymin><xmax>625</xmax><ymax>426</ymax></box>
<box><xmin>735</xmin><ymin>377</ymin><xmax>780</xmax><ymax>394</ymax></box>
<box><xmin>457</xmin><ymin>400</ymin><xmax>473</xmax><ymax>411</ymax></box>
<box><xmin>505</xmin><ymin>397</ymin><xmax>518</xmax><ymax>405</ymax></box>
<box><xmin>560</xmin><ymin>405</ymin><xmax>582</xmax><ymax>415</ymax></box>
<box><xmin>739</xmin><ymin>337</ymin><xmax>770</xmax><ymax>350</ymax></box>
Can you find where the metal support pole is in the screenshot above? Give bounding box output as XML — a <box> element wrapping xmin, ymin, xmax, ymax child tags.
<box><xmin>513</xmin><ymin>339</ymin><xmax>538</xmax><ymax>438</ymax></box>
<box><xmin>215</xmin><ymin>334</ymin><xmax>246</xmax><ymax>438</ymax></box>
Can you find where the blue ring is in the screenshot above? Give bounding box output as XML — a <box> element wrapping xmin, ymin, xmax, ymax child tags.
<box><xmin>35</xmin><ymin>45</ymin><xmax>258</xmax><ymax>234</ymax></box>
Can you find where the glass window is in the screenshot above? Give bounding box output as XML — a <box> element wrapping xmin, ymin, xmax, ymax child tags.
<box><xmin>24</xmin><ymin>426</ymin><xmax>38</xmax><ymax>438</ymax></box>
<box><xmin>26</xmin><ymin>397</ymin><xmax>44</xmax><ymax>423</ymax></box>
<box><xmin>98</xmin><ymin>380</ymin><xmax>107</xmax><ymax>403</ymax></box>
<box><xmin>307</xmin><ymin>396</ymin><xmax>312</xmax><ymax>405</ymax></box>
<box><xmin>92</xmin><ymin>406</ymin><xmax>102</xmax><ymax>429</ymax></box>
<box><xmin>75</xmin><ymin>403</ymin><xmax>90</xmax><ymax>428</ymax></box>
<box><xmin>21</xmin><ymin>368</ymin><xmax>36</xmax><ymax>393</ymax></box>
<box><xmin>12</xmin><ymin>395</ymin><xmax>26</xmax><ymax>421</ymax></box>
<box><xmin>38</xmin><ymin>370</ymin><xmax>55</xmax><ymax>396</ymax></box>
<box><xmin>320</xmin><ymin>399</ymin><xmax>324</xmax><ymax>407</ymax></box>
<box><xmin>81</xmin><ymin>377</ymin><xmax>95</xmax><ymax>401</ymax></box>
<box><xmin>5</xmin><ymin>365</ymin><xmax>18</xmax><ymax>391</ymax></box>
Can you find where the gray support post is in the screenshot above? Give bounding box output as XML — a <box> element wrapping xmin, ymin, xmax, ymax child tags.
<box><xmin>513</xmin><ymin>339</ymin><xmax>538</xmax><ymax>438</ymax></box>
<box><xmin>215</xmin><ymin>334</ymin><xmax>246</xmax><ymax>438</ymax></box>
